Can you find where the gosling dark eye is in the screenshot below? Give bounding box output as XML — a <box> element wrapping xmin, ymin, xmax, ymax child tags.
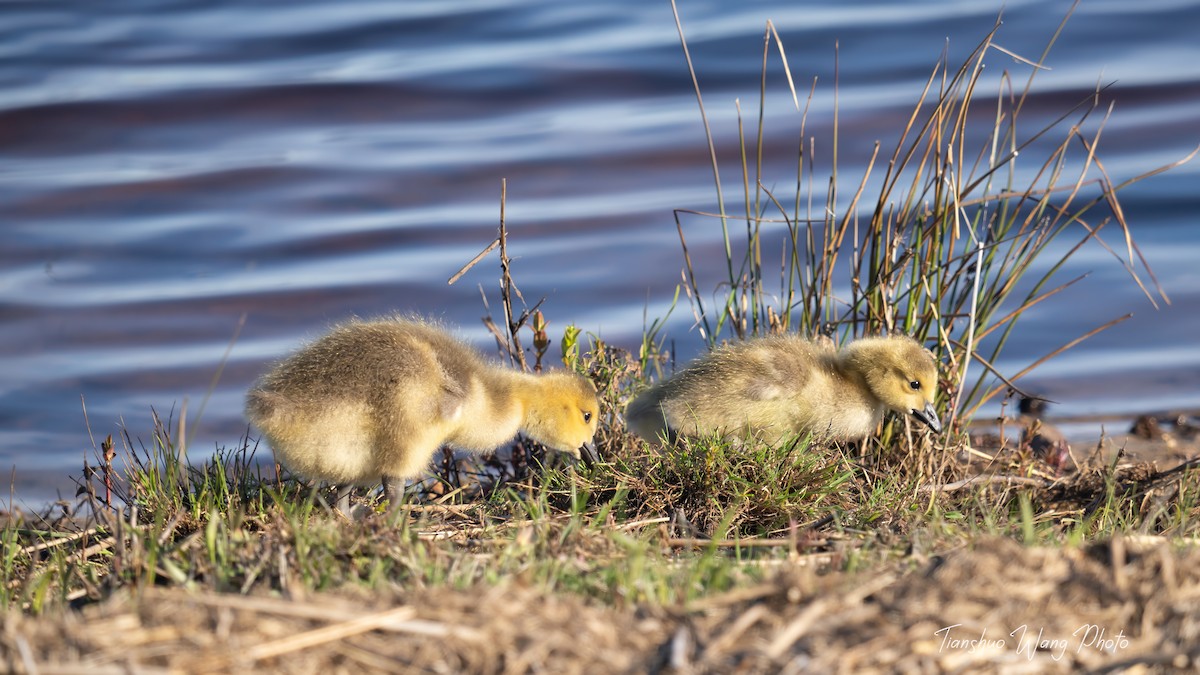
<box><xmin>909</xmin><ymin>380</ymin><xmax>921</xmax><ymax>391</ymax></box>
<box><xmin>583</xmin><ymin>411</ymin><xmax>593</xmax><ymax>423</ymax></box>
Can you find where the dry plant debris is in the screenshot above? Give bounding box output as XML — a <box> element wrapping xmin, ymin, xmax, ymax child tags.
<box><xmin>5</xmin><ymin>536</ymin><xmax>1198</xmax><ymax>674</ymax></box>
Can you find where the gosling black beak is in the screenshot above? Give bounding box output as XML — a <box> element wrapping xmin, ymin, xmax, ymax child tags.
<box><xmin>911</xmin><ymin>402</ymin><xmax>942</xmax><ymax>434</ymax></box>
<box><xmin>578</xmin><ymin>442</ymin><xmax>599</xmax><ymax>468</ymax></box>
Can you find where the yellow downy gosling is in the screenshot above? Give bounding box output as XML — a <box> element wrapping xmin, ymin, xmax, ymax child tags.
<box><xmin>625</xmin><ymin>334</ymin><xmax>941</xmax><ymax>445</ymax></box>
<box><xmin>245</xmin><ymin>317</ymin><xmax>600</xmax><ymax>510</ymax></box>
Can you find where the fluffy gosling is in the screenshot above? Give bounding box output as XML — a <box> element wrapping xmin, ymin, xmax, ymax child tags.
<box><xmin>625</xmin><ymin>334</ymin><xmax>941</xmax><ymax>445</ymax></box>
<box><xmin>245</xmin><ymin>318</ymin><xmax>600</xmax><ymax>510</ymax></box>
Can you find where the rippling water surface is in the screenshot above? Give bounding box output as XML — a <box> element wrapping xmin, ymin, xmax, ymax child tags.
<box><xmin>3</xmin><ymin>0</ymin><xmax>1198</xmax><ymax>506</ymax></box>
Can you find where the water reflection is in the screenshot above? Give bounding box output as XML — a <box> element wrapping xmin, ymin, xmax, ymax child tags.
<box><xmin>1</xmin><ymin>0</ymin><xmax>1197</xmax><ymax>505</ymax></box>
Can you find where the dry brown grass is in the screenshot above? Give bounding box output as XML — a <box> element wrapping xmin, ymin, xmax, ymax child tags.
<box><xmin>6</xmin><ymin>537</ymin><xmax>1199</xmax><ymax>673</ymax></box>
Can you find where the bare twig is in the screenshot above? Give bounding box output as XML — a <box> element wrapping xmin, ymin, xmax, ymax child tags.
<box><xmin>448</xmin><ymin>237</ymin><xmax>500</xmax><ymax>286</ymax></box>
<box><xmin>917</xmin><ymin>474</ymin><xmax>1054</xmax><ymax>494</ymax></box>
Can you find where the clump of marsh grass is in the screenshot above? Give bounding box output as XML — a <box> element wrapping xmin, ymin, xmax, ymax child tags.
<box><xmin>105</xmin><ymin>409</ymin><xmax>277</xmax><ymax>523</ymax></box>
<box><xmin>667</xmin><ymin>2</ymin><xmax>1191</xmax><ymax>444</ymax></box>
<box><xmin>613</xmin><ymin>434</ymin><xmax>856</xmax><ymax>537</ymax></box>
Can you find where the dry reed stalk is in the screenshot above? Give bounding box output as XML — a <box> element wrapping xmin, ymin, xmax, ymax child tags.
<box><xmin>240</xmin><ymin>606</ymin><xmax>418</xmax><ymax>662</ymax></box>
<box><xmin>447</xmin><ymin>237</ymin><xmax>499</xmax><ymax>286</ymax></box>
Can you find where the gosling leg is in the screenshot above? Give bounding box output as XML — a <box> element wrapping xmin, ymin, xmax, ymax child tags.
<box><xmin>381</xmin><ymin>476</ymin><xmax>404</xmax><ymax>511</ymax></box>
<box><xmin>333</xmin><ymin>484</ymin><xmax>353</xmax><ymax>514</ymax></box>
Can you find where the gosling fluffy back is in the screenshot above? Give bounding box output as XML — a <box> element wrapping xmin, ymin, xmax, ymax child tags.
<box><xmin>625</xmin><ymin>333</ymin><xmax>940</xmax><ymax>444</ymax></box>
<box><xmin>245</xmin><ymin>318</ymin><xmax>599</xmax><ymax>488</ymax></box>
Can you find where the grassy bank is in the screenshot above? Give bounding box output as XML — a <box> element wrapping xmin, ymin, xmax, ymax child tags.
<box><xmin>4</xmin><ymin>385</ymin><xmax>1200</xmax><ymax>671</ymax></box>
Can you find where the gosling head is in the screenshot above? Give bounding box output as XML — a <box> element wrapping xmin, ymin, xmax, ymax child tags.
<box><xmin>524</xmin><ymin>372</ymin><xmax>601</xmax><ymax>460</ymax></box>
<box><xmin>843</xmin><ymin>336</ymin><xmax>942</xmax><ymax>433</ymax></box>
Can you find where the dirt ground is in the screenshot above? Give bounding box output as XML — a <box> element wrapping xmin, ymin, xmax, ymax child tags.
<box><xmin>4</xmin><ymin>535</ymin><xmax>1198</xmax><ymax>674</ymax></box>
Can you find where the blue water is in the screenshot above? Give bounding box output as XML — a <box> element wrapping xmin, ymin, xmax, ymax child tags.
<box><xmin>2</xmin><ymin>0</ymin><xmax>1198</xmax><ymax>506</ymax></box>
